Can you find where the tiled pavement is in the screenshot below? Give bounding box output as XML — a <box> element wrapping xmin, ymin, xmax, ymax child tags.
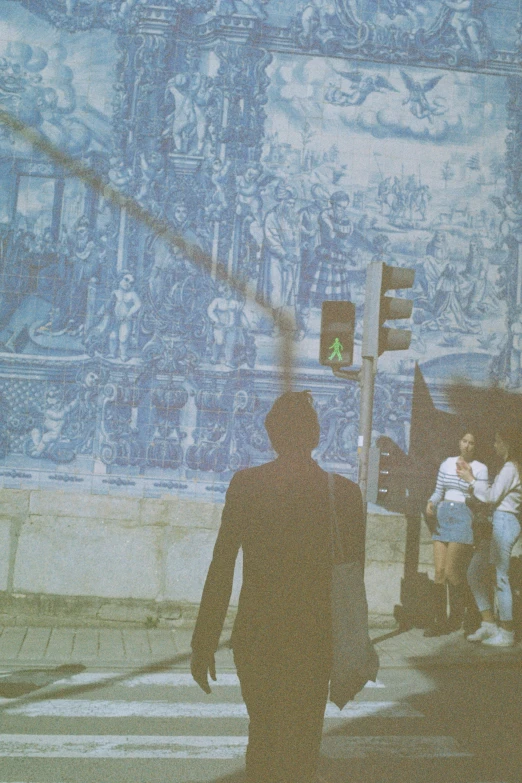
<box><xmin>0</xmin><ymin>624</ymin><xmax>520</xmax><ymax>670</ymax></box>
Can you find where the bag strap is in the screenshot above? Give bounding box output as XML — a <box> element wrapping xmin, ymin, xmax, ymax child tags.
<box><xmin>328</xmin><ymin>473</ymin><xmax>345</xmax><ymax>564</ymax></box>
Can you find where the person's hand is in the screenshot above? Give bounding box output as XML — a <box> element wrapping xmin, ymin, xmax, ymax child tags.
<box><xmin>426</xmin><ymin>501</ymin><xmax>436</xmax><ymax>517</ymax></box>
<box><xmin>190</xmin><ymin>651</ymin><xmax>217</xmax><ymax>694</ymax></box>
<box><xmin>456</xmin><ymin>460</ymin><xmax>474</xmax><ymax>484</ymax></box>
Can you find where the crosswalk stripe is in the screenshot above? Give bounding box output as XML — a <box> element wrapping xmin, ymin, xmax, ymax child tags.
<box><xmin>0</xmin><ymin>734</ymin><xmax>472</xmax><ymax>759</ymax></box>
<box><xmin>49</xmin><ymin>672</ymin><xmax>385</xmax><ymax>689</ymax></box>
<box><xmin>321</xmin><ymin>735</ymin><xmax>473</xmax><ymax>759</ymax></box>
<box><xmin>0</xmin><ymin>699</ymin><xmax>421</xmax><ymax>719</ymax></box>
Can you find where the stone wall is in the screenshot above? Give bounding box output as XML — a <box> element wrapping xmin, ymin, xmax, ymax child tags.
<box><xmin>0</xmin><ymin>487</ymin><xmax>437</xmax><ymax>626</ymax></box>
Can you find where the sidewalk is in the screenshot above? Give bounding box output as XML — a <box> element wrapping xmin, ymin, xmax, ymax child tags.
<box><xmin>0</xmin><ymin>624</ymin><xmax>520</xmax><ymax>671</ymax></box>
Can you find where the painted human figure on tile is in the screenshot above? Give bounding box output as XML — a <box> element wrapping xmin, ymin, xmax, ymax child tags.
<box><xmin>309</xmin><ymin>191</ymin><xmax>359</xmax><ymax>307</ymax></box>
<box><xmin>29</xmin><ymin>385</ymin><xmax>79</xmax><ymax>458</ymax></box>
<box><xmin>0</xmin><ymin>228</ymin><xmax>61</xmax><ymax>352</ymax></box>
<box><xmin>258</xmin><ymin>184</ymin><xmax>301</xmax><ymax>332</ymax></box>
<box><xmin>207</xmin><ymin>283</ymin><xmax>256</xmax><ymax>368</ymax></box>
<box><xmin>149</xmin><ymin>241</ymin><xmax>187</xmax><ymax>309</ymax></box>
<box><xmin>423</xmin><ymin>230</ymin><xmax>449</xmax><ymax>300</ymax></box>
<box><xmin>236</xmin><ymin>164</ymin><xmax>269</xmax><ymax>227</ymax></box>
<box><xmin>298</xmin><ymin>183</ymin><xmax>329</xmax><ymax>304</ymax></box>
<box><xmin>87</xmin><ymin>272</ymin><xmax>142</xmax><ymax>362</ymax></box>
<box><xmin>462</xmin><ymin>236</ymin><xmax>497</xmax><ymax>317</ymax></box>
<box><xmin>164</xmin><ymin>73</ymin><xmax>212</xmax><ymax>156</ymax></box>
<box><xmin>207</xmin><ymin>158</ymin><xmax>232</xmax><ymax>220</ymax></box>
<box><xmin>442</xmin><ymin>0</ymin><xmax>489</xmax><ymax>62</ymax></box>
<box><xmin>56</xmin><ymin>216</ymin><xmax>103</xmax><ymax>336</ymax></box>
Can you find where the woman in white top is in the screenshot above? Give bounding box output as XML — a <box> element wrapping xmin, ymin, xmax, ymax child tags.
<box><xmin>457</xmin><ymin>427</ymin><xmax>522</xmax><ymax>647</ymax></box>
<box><xmin>424</xmin><ymin>430</ymin><xmax>488</xmax><ymax>637</ymax></box>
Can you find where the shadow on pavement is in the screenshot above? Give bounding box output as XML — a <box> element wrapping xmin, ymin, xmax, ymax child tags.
<box><xmin>193</xmin><ymin>633</ymin><xmax>521</xmax><ymax>783</ymax></box>
<box><xmin>0</xmin><ymin>663</ymin><xmax>86</xmax><ymax>698</ymax></box>
<box><xmin>0</xmin><ymin>639</ymin><xmax>230</xmax><ymax>709</ymax></box>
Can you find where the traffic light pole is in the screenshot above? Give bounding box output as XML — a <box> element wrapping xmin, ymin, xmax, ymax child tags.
<box><xmin>357</xmin><ymin>355</ymin><xmax>375</xmax><ymax>512</ymax></box>
<box><xmin>332</xmin><ymin>358</ymin><xmax>374</xmax><ymax>512</ymax></box>
<box><xmin>328</xmin><ymin>261</ymin><xmax>414</xmax><ymax>510</ymax></box>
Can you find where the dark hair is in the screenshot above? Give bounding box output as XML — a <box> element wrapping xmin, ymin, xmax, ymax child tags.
<box><xmin>330</xmin><ymin>190</ymin><xmax>349</xmax><ymax>205</ymax></box>
<box><xmin>265</xmin><ymin>391</ymin><xmax>320</xmax><ymax>455</ymax></box>
<box><xmin>458</xmin><ymin>427</ymin><xmax>477</xmax><ymax>442</ymax></box>
<box><xmin>496</xmin><ymin>425</ymin><xmax>522</xmax><ymax>471</ymax></box>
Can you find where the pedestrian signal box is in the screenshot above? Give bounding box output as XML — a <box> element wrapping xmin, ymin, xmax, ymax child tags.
<box><xmin>319</xmin><ymin>301</ymin><xmax>355</xmax><ymax>367</ymax></box>
<box><xmin>367</xmin><ymin>435</ymin><xmax>410</xmax><ymax>513</ymax></box>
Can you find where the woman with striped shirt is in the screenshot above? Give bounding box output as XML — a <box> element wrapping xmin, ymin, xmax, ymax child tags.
<box><xmin>457</xmin><ymin>427</ymin><xmax>522</xmax><ymax>647</ymax></box>
<box><xmin>424</xmin><ymin>431</ymin><xmax>488</xmax><ymax>637</ymax></box>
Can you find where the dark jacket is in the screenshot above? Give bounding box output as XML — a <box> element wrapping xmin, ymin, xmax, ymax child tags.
<box><xmin>191</xmin><ymin>456</ymin><xmax>365</xmax><ymax>665</ymax></box>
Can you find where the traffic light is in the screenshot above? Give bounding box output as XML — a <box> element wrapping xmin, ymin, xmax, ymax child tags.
<box><xmin>367</xmin><ymin>436</ymin><xmax>410</xmax><ymax>513</ymax></box>
<box><xmin>319</xmin><ymin>300</ymin><xmax>355</xmax><ymax>367</ymax></box>
<box><xmin>362</xmin><ymin>262</ymin><xmax>415</xmax><ymax>360</ymax></box>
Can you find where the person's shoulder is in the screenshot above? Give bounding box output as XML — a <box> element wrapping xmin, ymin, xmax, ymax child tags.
<box><xmin>441</xmin><ymin>456</ymin><xmax>457</xmax><ymax>469</ymax></box>
<box><xmin>228</xmin><ymin>460</ymin><xmax>277</xmax><ymax>489</ymax></box>
<box><xmin>471</xmin><ymin>459</ymin><xmax>487</xmax><ymax>472</ymax></box>
<box><xmin>501</xmin><ymin>460</ymin><xmax>519</xmax><ymax>478</ymax></box>
<box><xmin>332</xmin><ymin>471</ymin><xmax>357</xmax><ymax>487</ymax></box>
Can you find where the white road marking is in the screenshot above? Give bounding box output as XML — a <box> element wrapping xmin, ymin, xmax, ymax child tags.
<box><xmin>0</xmin><ymin>734</ymin><xmax>248</xmax><ymax>759</ymax></box>
<box><xmin>321</xmin><ymin>735</ymin><xmax>473</xmax><ymax>759</ymax></box>
<box><xmin>0</xmin><ymin>699</ymin><xmax>420</xmax><ymax>719</ymax></box>
<box><xmin>49</xmin><ymin>672</ymin><xmax>385</xmax><ymax>689</ymax></box>
<box><xmin>0</xmin><ymin>734</ymin><xmax>471</xmax><ymax>759</ymax></box>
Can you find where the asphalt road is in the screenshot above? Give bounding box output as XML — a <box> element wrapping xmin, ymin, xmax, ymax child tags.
<box><xmin>0</xmin><ymin>660</ymin><xmax>519</xmax><ymax>783</ymax></box>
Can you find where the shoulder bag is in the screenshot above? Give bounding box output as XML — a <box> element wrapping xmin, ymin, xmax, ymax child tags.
<box><xmin>328</xmin><ymin>473</ymin><xmax>379</xmax><ymax>710</ymax></box>
<box><xmin>465</xmin><ymin>495</ymin><xmax>492</xmax><ymax>543</ymax></box>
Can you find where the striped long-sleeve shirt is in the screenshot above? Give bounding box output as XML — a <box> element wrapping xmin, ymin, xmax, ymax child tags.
<box><xmin>429</xmin><ymin>456</ymin><xmax>488</xmax><ymax>505</ymax></box>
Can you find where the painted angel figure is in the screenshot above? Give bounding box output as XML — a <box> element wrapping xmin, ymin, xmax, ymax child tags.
<box><xmin>86</xmin><ymin>272</ymin><xmax>141</xmax><ymax>362</ymax></box>
<box><xmin>135</xmin><ymin>150</ymin><xmax>163</xmax><ymax>205</ymax></box>
<box><xmin>328</xmin><ymin>70</ymin><xmax>398</xmax><ymax>106</ymax></box>
<box><xmin>442</xmin><ymin>0</ymin><xmax>489</xmax><ymax>62</ymax></box>
<box><xmin>207</xmin><ymin>158</ymin><xmax>232</xmax><ymax>220</ymax></box>
<box><xmin>163</xmin><ymin>72</ymin><xmax>211</xmax><ymax>155</ymax></box>
<box><xmin>29</xmin><ymin>386</ymin><xmax>79</xmax><ymax>458</ymax></box>
<box><xmin>399</xmin><ymin>71</ymin><xmax>446</xmax><ymax>122</ymax></box>
<box><xmin>235</xmin><ymin>164</ymin><xmax>276</xmax><ymax>225</ymax></box>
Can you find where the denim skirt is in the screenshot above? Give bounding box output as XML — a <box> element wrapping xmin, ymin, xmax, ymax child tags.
<box><xmin>432</xmin><ymin>500</ymin><xmax>473</xmax><ymax>545</ymax></box>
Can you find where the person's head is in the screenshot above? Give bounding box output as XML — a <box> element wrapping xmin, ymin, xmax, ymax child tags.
<box><xmin>119</xmin><ymin>272</ymin><xmax>134</xmax><ymax>290</ymax></box>
<box><xmin>330</xmin><ymin>190</ymin><xmax>350</xmax><ymax>219</ymax></box>
<box><xmin>275</xmin><ymin>183</ymin><xmax>297</xmax><ymax>207</ymax></box>
<box><xmin>245</xmin><ymin>165</ymin><xmax>260</xmax><ymax>182</ymax></box>
<box><xmin>494</xmin><ymin>426</ymin><xmax>522</xmax><ymax>467</ymax></box>
<box><xmin>46</xmin><ymin>385</ymin><xmax>62</xmax><ymax>407</ymax></box>
<box><xmin>458</xmin><ymin>430</ymin><xmax>476</xmax><ymax>461</ymax></box>
<box><xmin>172</xmin><ymin>203</ymin><xmax>188</xmax><ymax>225</ymax></box>
<box><xmin>265</xmin><ymin>391</ymin><xmax>320</xmax><ymax>456</ymax></box>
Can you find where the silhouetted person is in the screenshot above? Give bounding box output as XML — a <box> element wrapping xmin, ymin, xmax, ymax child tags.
<box><xmin>191</xmin><ymin>391</ymin><xmax>365</xmax><ymax>783</ymax></box>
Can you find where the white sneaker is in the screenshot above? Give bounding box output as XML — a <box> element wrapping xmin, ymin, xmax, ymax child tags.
<box><xmin>466</xmin><ymin>622</ymin><xmax>498</xmax><ymax>642</ymax></box>
<box><xmin>481</xmin><ymin>628</ymin><xmax>515</xmax><ymax>647</ymax></box>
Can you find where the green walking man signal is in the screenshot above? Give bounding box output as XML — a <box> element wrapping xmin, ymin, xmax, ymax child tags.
<box><xmin>319</xmin><ymin>301</ymin><xmax>355</xmax><ymax>367</ymax></box>
<box><xmin>328</xmin><ymin>337</ymin><xmax>344</xmax><ymax>362</ymax></box>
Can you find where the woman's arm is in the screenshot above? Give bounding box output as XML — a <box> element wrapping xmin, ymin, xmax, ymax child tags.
<box><xmin>428</xmin><ymin>462</ymin><xmax>446</xmax><ymax>506</ymax></box>
<box><xmin>469</xmin><ymin>462</ymin><xmax>517</xmax><ymax>505</ymax></box>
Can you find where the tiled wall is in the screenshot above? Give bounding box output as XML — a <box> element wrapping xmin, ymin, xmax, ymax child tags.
<box><xmin>0</xmin><ymin>0</ymin><xmax>520</xmax><ymax>503</ymax></box>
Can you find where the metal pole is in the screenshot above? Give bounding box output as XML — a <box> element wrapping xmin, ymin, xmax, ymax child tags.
<box><xmin>358</xmin><ymin>355</ymin><xmax>375</xmax><ymax>513</ymax></box>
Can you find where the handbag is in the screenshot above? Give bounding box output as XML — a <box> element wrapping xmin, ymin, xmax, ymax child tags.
<box><xmin>465</xmin><ymin>495</ymin><xmax>492</xmax><ymax>543</ymax></box>
<box><xmin>327</xmin><ymin>473</ymin><xmax>379</xmax><ymax>710</ymax></box>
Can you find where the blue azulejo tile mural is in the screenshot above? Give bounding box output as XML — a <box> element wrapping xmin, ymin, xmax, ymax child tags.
<box><xmin>0</xmin><ymin>0</ymin><xmax>520</xmax><ymax>498</ymax></box>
